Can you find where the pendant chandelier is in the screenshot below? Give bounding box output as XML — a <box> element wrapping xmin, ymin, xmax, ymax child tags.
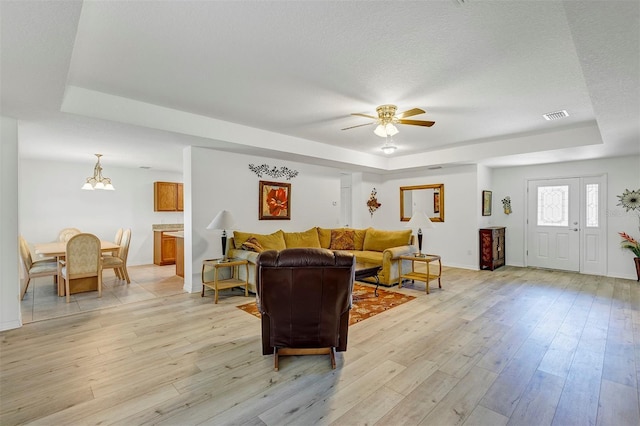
<box><xmin>81</xmin><ymin>154</ymin><xmax>115</xmax><ymax>190</ymax></box>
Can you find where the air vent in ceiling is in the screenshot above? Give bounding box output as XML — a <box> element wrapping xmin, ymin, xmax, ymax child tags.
<box><xmin>543</xmin><ymin>110</ymin><xmax>569</xmax><ymax>121</ymax></box>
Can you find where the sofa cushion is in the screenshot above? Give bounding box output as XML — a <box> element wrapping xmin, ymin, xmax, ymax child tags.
<box><xmin>241</xmin><ymin>236</ymin><xmax>264</xmax><ymax>253</ymax></box>
<box><xmin>354</xmin><ymin>250</ymin><xmax>384</xmax><ymax>264</ymax></box>
<box><xmin>233</xmin><ymin>230</ymin><xmax>286</xmax><ymax>251</ymax></box>
<box><xmin>316</xmin><ymin>227</ymin><xmax>332</xmax><ymax>249</ymax></box>
<box><xmin>353</xmin><ymin>228</ymin><xmax>368</xmax><ymax>250</ymax></box>
<box><xmin>329</xmin><ymin>229</ymin><xmax>355</xmax><ymax>250</ymax></box>
<box><xmin>363</xmin><ymin>229</ymin><xmax>412</xmax><ymax>252</ymax></box>
<box><xmin>284</xmin><ymin>228</ymin><xmax>321</xmax><ymax>248</ymax></box>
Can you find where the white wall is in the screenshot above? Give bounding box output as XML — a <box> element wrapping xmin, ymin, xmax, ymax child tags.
<box><xmin>19</xmin><ymin>159</ymin><xmax>183</xmax><ymax>266</ymax></box>
<box><xmin>492</xmin><ymin>156</ymin><xmax>640</xmax><ymax>279</ymax></box>
<box><xmin>185</xmin><ymin>147</ymin><xmax>343</xmax><ymax>291</ymax></box>
<box><xmin>368</xmin><ymin>165</ymin><xmax>481</xmax><ymax>269</ymax></box>
<box><xmin>477</xmin><ymin>164</ymin><xmax>494</xmax><ymax>229</ymax></box>
<box><xmin>1</xmin><ymin>116</ymin><xmax>21</xmax><ymax>331</ymax></box>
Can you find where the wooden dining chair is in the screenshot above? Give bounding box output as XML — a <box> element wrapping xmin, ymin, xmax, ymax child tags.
<box><xmin>114</xmin><ymin>228</ymin><xmax>124</xmax><ymax>245</ymax></box>
<box><xmin>103</xmin><ymin>227</ymin><xmax>123</xmax><ymax>261</ymax></box>
<box><xmin>103</xmin><ymin>228</ymin><xmax>132</xmax><ymax>283</ymax></box>
<box><xmin>59</xmin><ymin>233</ymin><xmax>103</xmax><ymax>303</ymax></box>
<box><xmin>18</xmin><ymin>235</ymin><xmax>58</xmax><ymax>300</ymax></box>
<box><xmin>58</xmin><ymin>228</ymin><xmax>81</xmax><ymax>243</ymax></box>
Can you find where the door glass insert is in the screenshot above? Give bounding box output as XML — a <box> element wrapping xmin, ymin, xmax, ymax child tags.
<box><xmin>537</xmin><ymin>185</ymin><xmax>569</xmax><ymax>226</ymax></box>
<box><xmin>585</xmin><ymin>183</ymin><xmax>599</xmax><ymax>227</ymax></box>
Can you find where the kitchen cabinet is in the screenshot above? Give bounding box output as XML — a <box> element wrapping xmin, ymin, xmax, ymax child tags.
<box><xmin>479</xmin><ymin>227</ymin><xmax>506</xmax><ymax>270</ymax></box>
<box><xmin>154</xmin><ymin>231</ymin><xmax>177</xmax><ymax>265</ymax></box>
<box><xmin>154</xmin><ymin>182</ymin><xmax>184</xmax><ymax>212</ymax></box>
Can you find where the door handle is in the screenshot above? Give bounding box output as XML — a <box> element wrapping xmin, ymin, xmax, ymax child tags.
<box><xmin>572</xmin><ymin>228</ymin><xmax>578</xmax><ymax>231</ymax></box>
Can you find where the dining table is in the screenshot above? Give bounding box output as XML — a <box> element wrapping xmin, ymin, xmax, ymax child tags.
<box><xmin>34</xmin><ymin>240</ymin><xmax>120</xmax><ymax>296</ymax></box>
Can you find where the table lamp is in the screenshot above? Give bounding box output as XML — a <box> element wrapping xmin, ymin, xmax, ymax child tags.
<box><xmin>406</xmin><ymin>211</ymin><xmax>434</xmax><ymax>257</ymax></box>
<box><xmin>206</xmin><ymin>210</ymin><xmax>236</xmax><ymax>262</ymax></box>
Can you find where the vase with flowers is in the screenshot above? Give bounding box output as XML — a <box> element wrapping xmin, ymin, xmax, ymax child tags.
<box><xmin>619</xmin><ymin>232</ymin><xmax>640</xmax><ymax>281</ymax></box>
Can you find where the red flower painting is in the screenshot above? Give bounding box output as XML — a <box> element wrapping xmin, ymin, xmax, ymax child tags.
<box><xmin>266</xmin><ymin>187</ymin><xmax>288</xmax><ymax>216</ymax></box>
<box><xmin>259</xmin><ymin>181</ymin><xmax>291</xmax><ymax>220</ymax></box>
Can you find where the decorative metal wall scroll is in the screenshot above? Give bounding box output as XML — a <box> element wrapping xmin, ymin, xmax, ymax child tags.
<box><xmin>249</xmin><ymin>164</ymin><xmax>298</xmax><ymax>180</ymax></box>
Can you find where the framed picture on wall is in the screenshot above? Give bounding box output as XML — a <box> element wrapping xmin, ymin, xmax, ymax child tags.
<box><xmin>482</xmin><ymin>190</ymin><xmax>492</xmax><ymax>216</ymax></box>
<box><xmin>434</xmin><ymin>190</ymin><xmax>440</xmax><ymax>214</ymax></box>
<box><xmin>259</xmin><ymin>180</ymin><xmax>291</xmax><ymax>220</ymax></box>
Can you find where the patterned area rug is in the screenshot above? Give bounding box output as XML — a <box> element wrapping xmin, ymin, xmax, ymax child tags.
<box><xmin>237</xmin><ymin>283</ymin><xmax>416</xmax><ymax>326</ymax></box>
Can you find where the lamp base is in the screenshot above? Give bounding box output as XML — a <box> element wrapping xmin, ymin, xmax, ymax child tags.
<box><xmin>414</xmin><ymin>253</ymin><xmax>427</xmax><ymax>257</ymax></box>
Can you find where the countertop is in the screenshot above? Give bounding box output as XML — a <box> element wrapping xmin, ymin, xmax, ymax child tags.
<box><xmin>163</xmin><ymin>231</ymin><xmax>184</xmax><ymax>238</ymax></box>
<box><xmin>152</xmin><ymin>224</ymin><xmax>184</xmax><ymax>232</ymax></box>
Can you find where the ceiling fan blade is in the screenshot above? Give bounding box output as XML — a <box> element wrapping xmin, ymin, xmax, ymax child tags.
<box><xmin>397</xmin><ymin>119</ymin><xmax>435</xmax><ymax>127</ymax></box>
<box><xmin>341</xmin><ymin>122</ymin><xmax>374</xmax><ymax>131</ymax></box>
<box><xmin>351</xmin><ymin>113</ymin><xmax>378</xmax><ymax>120</ymax></box>
<box><xmin>396</xmin><ymin>108</ymin><xmax>426</xmax><ymax>119</ymax></box>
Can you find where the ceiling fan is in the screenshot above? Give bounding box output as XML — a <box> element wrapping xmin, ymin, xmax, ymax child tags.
<box><xmin>342</xmin><ymin>104</ymin><xmax>435</xmax><ymax>137</ymax></box>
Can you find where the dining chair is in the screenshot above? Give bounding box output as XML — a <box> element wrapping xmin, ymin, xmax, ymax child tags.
<box><xmin>58</xmin><ymin>228</ymin><xmax>81</xmax><ymax>243</ymax></box>
<box><xmin>59</xmin><ymin>233</ymin><xmax>103</xmax><ymax>303</ymax></box>
<box><xmin>114</xmin><ymin>228</ymin><xmax>124</xmax><ymax>245</ymax></box>
<box><xmin>103</xmin><ymin>228</ymin><xmax>131</xmax><ymax>283</ymax></box>
<box><xmin>18</xmin><ymin>235</ymin><xmax>58</xmax><ymax>300</ymax></box>
<box><xmin>103</xmin><ymin>228</ymin><xmax>123</xmax><ymax>260</ymax></box>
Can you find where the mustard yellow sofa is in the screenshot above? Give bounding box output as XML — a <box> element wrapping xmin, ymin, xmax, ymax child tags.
<box><xmin>222</xmin><ymin>227</ymin><xmax>417</xmax><ymax>293</ymax></box>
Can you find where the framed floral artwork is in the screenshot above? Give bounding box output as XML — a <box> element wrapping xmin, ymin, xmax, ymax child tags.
<box><xmin>259</xmin><ymin>180</ymin><xmax>290</xmax><ymax>220</ymax></box>
<box><xmin>482</xmin><ymin>190</ymin><xmax>492</xmax><ymax>216</ymax></box>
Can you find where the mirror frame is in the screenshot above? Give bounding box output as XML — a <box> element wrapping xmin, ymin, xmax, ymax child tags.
<box><xmin>400</xmin><ymin>183</ymin><xmax>445</xmax><ymax>222</ymax></box>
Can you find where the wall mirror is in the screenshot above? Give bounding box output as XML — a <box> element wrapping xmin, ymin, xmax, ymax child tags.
<box><xmin>400</xmin><ymin>184</ymin><xmax>445</xmax><ymax>222</ymax></box>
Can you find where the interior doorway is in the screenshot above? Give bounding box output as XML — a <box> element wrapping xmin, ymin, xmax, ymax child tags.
<box><xmin>526</xmin><ymin>175</ymin><xmax>606</xmax><ymax>274</ymax></box>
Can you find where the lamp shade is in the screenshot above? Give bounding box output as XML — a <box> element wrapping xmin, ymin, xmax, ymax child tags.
<box><xmin>406</xmin><ymin>211</ymin><xmax>434</xmax><ymax>231</ymax></box>
<box><xmin>206</xmin><ymin>210</ymin><xmax>236</xmax><ymax>230</ymax></box>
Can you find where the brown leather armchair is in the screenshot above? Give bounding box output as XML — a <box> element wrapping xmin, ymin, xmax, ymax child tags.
<box><xmin>256</xmin><ymin>248</ymin><xmax>355</xmax><ymax>370</ymax></box>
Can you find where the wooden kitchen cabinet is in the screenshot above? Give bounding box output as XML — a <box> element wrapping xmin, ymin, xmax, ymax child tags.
<box><xmin>154</xmin><ymin>231</ymin><xmax>177</xmax><ymax>265</ymax></box>
<box><xmin>177</xmin><ymin>183</ymin><xmax>184</xmax><ymax>211</ymax></box>
<box><xmin>479</xmin><ymin>227</ymin><xmax>506</xmax><ymax>270</ymax></box>
<box><xmin>154</xmin><ymin>182</ymin><xmax>184</xmax><ymax>212</ymax></box>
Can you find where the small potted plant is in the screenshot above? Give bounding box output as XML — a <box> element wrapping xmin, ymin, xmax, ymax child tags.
<box><xmin>619</xmin><ymin>232</ymin><xmax>640</xmax><ymax>281</ymax></box>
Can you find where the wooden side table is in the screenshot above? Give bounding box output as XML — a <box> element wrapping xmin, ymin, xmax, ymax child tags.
<box><xmin>398</xmin><ymin>254</ymin><xmax>442</xmax><ymax>294</ymax></box>
<box><xmin>201</xmin><ymin>259</ymin><xmax>249</xmax><ymax>303</ymax></box>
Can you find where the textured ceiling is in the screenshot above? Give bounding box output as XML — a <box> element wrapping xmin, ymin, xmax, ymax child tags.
<box><xmin>1</xmin><ymin>1</ymin><xmax>638</xmax><ymax>173</ymax></box>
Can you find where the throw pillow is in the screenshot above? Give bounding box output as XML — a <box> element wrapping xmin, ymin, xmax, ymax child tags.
<box><xmin>241</xmin><ymin>236</ymin><xmax>264</xmax><ymax>253</ymax></box>
<box><xmin>329</xmin><ymin>229</ymin><xmax>356</xmax><ymax>250</ymax></box>
<box><xmin>318</xmin><ymin>227</ymin><xmax>366</xmax><ymax>249</ymax></box>
<box><xmin>233</xmin><ymin>230</ymin><xmax>286</xmax><ymax>251</ymax></box>
<box><xmin>283</xmin><ymin>228</ymin><xmax>321</xmax><ymax>248</ymax></box>
<box><xmin>363</xmin><ymin>228</ymin><xmax>412</xmax><ymax>252</ymax></box>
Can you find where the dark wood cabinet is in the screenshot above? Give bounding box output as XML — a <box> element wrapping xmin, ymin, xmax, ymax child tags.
<box><xmin>154</xmin><ymin>231</ymin><xmax>176</xmax><ymax>265</ymax></box>
<box><xmin>479</xmin><ymin>227</ymin><xmax>505</xmax><ymax>270</ymax></box>
<box><xmin>154</xmin><ymin>182</ymin><xmax>184</xmax><ymax>212</ymax></box>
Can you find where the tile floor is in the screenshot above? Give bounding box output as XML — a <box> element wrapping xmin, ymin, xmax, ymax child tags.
<box><xmin>20</xmin><ymin>264</ymin><xmax>186</xmax><ymax>323</ymax></box>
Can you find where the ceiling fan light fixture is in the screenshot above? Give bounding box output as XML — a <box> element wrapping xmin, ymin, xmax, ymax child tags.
<box><xmin>386</xmin><ymin>123</ymin><xmax>399</xmax><ymax>136</ymax></box>
<box><xmin>381</xmin><ymin>144</ymin><xmax>397</xmax><ymax>154</ymax></box>
<box><xmin>374</xmin><ymin>123</ymin><xmax>399</xmax><ymax>138</ymax></box>
<box><xmin>374</xmin><ymin>124</ymin><xmax>387</xmax><ymax>137</ymax></box>
<box><xmin>381</xmin><ymin>137</ymin><xmax>397</xmax><ymax>154</ymax></box>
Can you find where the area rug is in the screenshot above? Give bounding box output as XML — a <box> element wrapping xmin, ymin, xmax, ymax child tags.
<box><xmin>236</xmin><ymin>283</ymin><xmax>416</xmax><ymax>326</ymax></box>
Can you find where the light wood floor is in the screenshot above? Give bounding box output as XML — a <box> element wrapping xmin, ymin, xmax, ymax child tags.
<box><xmin>2</xmin><ymin>265</ymin><xmax>639</xmax><ymax>425</ymax></box>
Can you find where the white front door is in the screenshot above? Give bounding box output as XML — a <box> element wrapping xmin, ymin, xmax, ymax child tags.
<box><xmin>527</xmin><ymin>178</ymin><xmax>580</xmax><ymax>271</ymax></box>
